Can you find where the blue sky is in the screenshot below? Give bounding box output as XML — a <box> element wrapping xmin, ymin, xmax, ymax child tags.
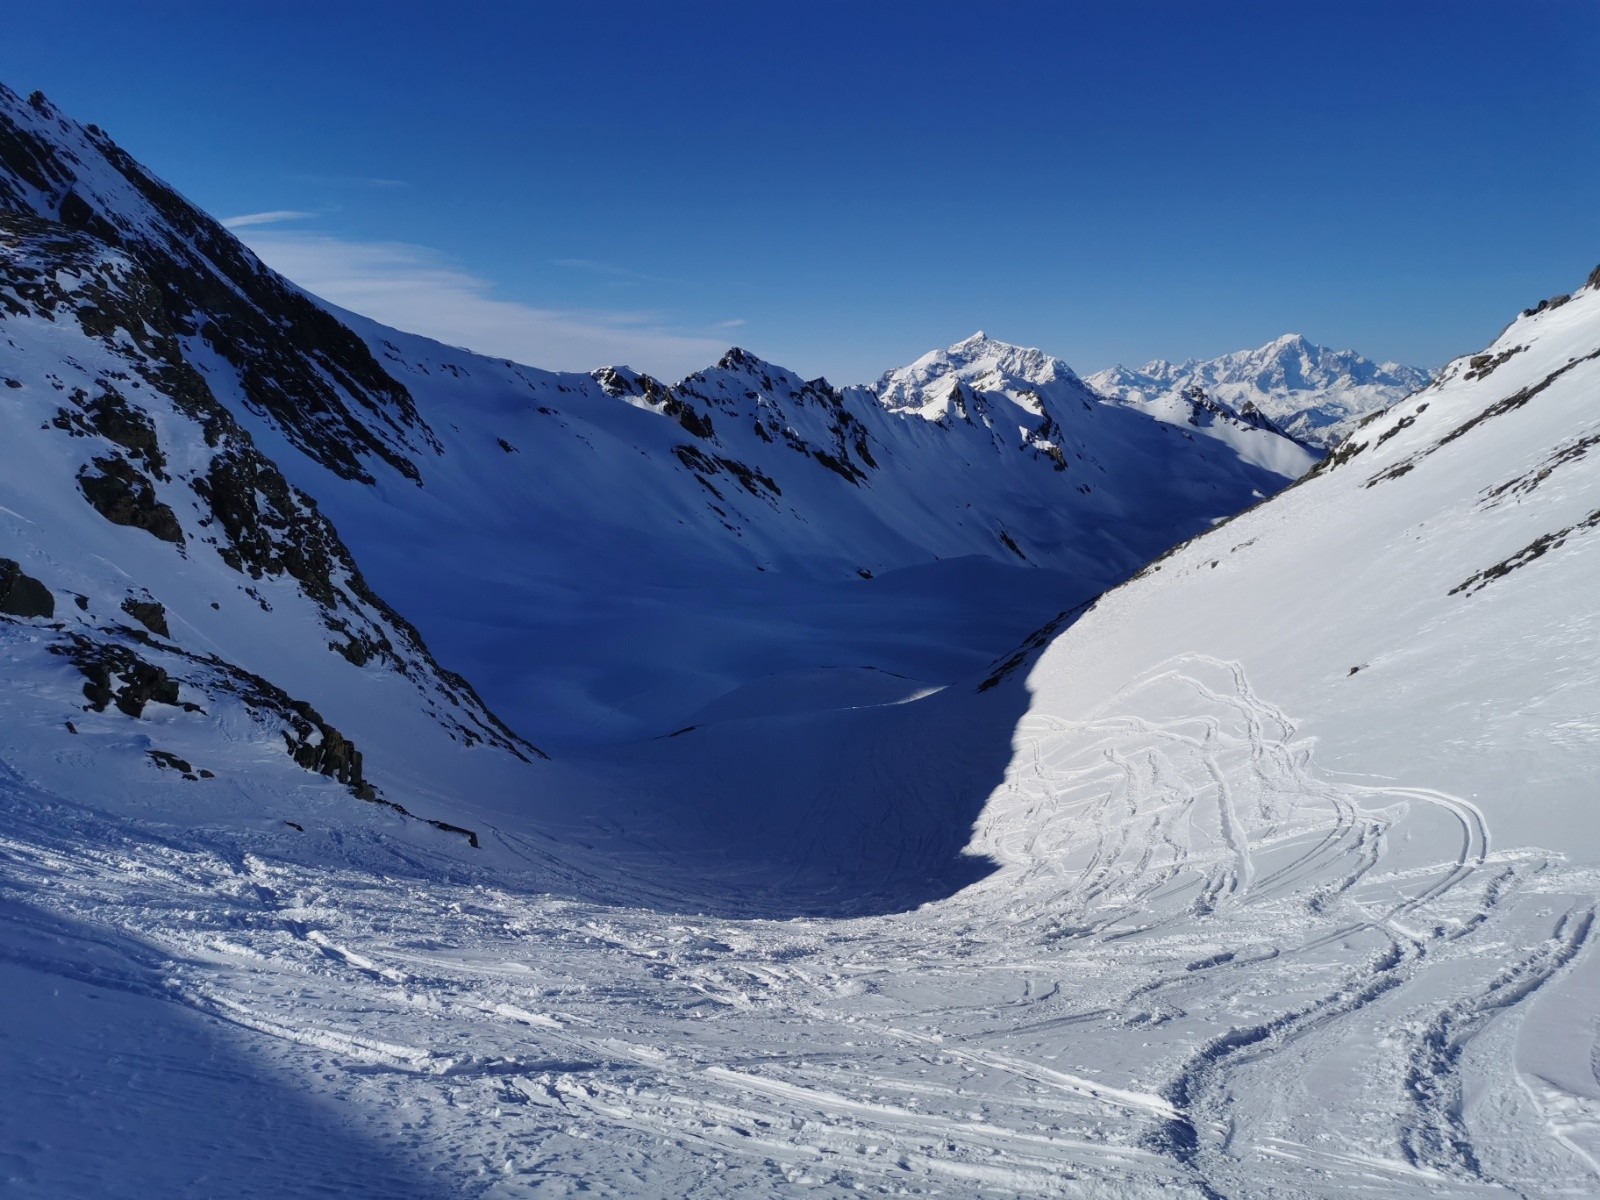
<box><xmin>4</xmin><ymin>1</ymin><xmax>1597</xmax><ymax>382</ymax></box>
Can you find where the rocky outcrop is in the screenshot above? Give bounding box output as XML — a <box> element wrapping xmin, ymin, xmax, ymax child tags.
<box><xmin>47</xmin><ymin>629</ymin><xmax>478</xmax><ymax>845</ymax></box>
<box><xmin>55</xmin><ymin>636</ymin><xmax>187</xmax><ymax>718</ymax></box>
<box><xmin>78</xmin><ymin>455</ymin><xmax>184</xmax><ymax>543</ymax></box>
<box><xmin>120</xmin><ymin>596</ymin><xmax>169</xmax><ymax>637</ymax></box>
<box><xmin>0</xmin><ymin>558</ymin><xmax>53</xmax><ymax>617</ymax></box>
<box><xmin>0</xmin><ymin>84</ymin><xmax>438</xmax><ymax>486</ymax></box>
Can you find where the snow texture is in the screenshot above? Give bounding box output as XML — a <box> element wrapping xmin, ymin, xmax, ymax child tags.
<box><xmin>2</xmin><ymin>81</ymin><xmax>1599</xmax><ymax>1199</ymax></box>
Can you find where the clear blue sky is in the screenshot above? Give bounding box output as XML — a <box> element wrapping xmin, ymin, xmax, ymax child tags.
<box><xmin>4</xmin><ymin>1</ymin><xmax>1597</xmax><ymax>382</ymax></box>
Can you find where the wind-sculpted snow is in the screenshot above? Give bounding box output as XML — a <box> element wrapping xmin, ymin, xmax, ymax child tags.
<box><xmin>3</xmin><ymin>78</ymin><xmax>1599</xmax><ymax>1198</ymax></box>
<box><xmin>3</xmin><ymin>652</ymin><xmax>1595</xmax><ymax>1196</ymax></box>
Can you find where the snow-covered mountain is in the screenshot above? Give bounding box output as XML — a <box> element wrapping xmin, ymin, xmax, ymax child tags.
<box><xmin>4</xmin><ymin>78</ymin><xmax>1599</xmax><ymax>1200</ymax></box>
<box><xmin>0</xmin><ymin>83</ymin><xmax>1313</xmax><ymax>748</ymax></box>
<box><xmin>876</xmin><ymin>330</ymin><xmax>1314</xmax><ymax>481</ymax></box>
<box><xmin>1088</xmin><ymin>332</ymin><xmax>1432</xmax><ymax>446</ymax></box>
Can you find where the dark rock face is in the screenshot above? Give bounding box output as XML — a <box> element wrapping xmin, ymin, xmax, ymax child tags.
<box><xmin>121</xmin><ymin>597</ymin><xmax>170</xmax><ymax>637</ymax></box>
<box><xmin>0</xmin><ymin>84</ymin><xmax>438</xmax><ymax>486</ymax></box>
<box><xmin>0</xmin><ymin>210</ymin><xmax>541</xmax><ymax>763</ymax></box>
<box><xmin>192</xmin><ymin>447</ymin><xmax>342</xmax><ymax>607</ymax></box>
<box><xmin>147</xmin><ymin>749</ymin><xmax>201</xmax><ymax>780</ymax></box>
<box><xmin>52</xmin><ymin>387</ymin><xmax>169</xmax><ymax>477</ymax></box>
<box><xmin>0</xmin><ymin>558</ymin><xmax>53</xmax><ymax>617</ymax></box>
<box><xmin>282</xmin><ymin>699</ymin><xmax>369</xmax><ymax>794</ymax></box>
<box><xmin>56</xmin><ymin>637</ymin><xmax>185</xmax><ymax>718</ymax></box>
<box><xmin>78</xmin><ymin>455</ymin><xmax>184</xmax><ymax>543</ymax></box>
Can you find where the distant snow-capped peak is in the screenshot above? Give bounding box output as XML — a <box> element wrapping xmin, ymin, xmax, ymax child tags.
<box><xmin>1087</xmin><ymin>335</ymin><xmax>1430</xmax><ymax>447</ymax></box>
<box><xmin>875</xmin><ymin>332</ymin><xmax>1087</xmax><ymax>421</ymax></box>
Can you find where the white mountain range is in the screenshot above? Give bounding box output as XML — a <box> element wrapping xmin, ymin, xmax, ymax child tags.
<box><xmin>1088</xmin><ymin>332</ymin><xmax>1433</xmax><ymax>446</ymax></box>
<box><xmin>2</xmin><ymin>80</ymin><xmax>1597</xmax><ymax>1199</ymax></box>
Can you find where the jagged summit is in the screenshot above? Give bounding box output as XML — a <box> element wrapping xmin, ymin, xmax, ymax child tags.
<box><xmin>5</xmin><ymin>79</ymin><xmax>1600</xmax><ymax>1200</ymax></box>
<box><xmin>876</xmin><ymin>332</ymin><xmax>1084</xmax><ymax>418</ymax></box>
<box><xmin>0</xmin><ymin>82</ymin><xmax>1316</xmax><ymax>750</ymax></box>
<box><xmin>713</xmin><ymin>345</ymin><xmax>778</xmax><ymax>373</ymax></box>
<box><xmin>1087</xmin><ymin>333</ymin><xmax>1431</xmax><ymax>447</ymax></box>
<box><xmin>942</xmin><ymin>330</ymin><xmax>1079</xmax><ymax>380</ymax></box>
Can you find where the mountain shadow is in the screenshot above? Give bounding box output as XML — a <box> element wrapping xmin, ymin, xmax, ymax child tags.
<box><xmin>0</xmin><ymin>898</ymin><xmax>443</xmax><ymax>1199</ymax></box>
<box><xmin>524</xmin><ymin>597</ymin><xmax>1094</xmax><ymax>921</ymax></box>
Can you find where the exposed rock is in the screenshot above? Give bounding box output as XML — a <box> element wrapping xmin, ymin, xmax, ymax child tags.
<box><xmin>0</xmin><ymin>85</ymin><xmax>437</xmax><ymax>484</ymax></box>
<box><xmin>192</xmin><ymin>446</ymin><xmax>341</xmax><ymax>606</ymax></box>
<box><xmin>147</xmin><ymin>749</ymin><xmax>198</xmax><ymax>780</ymax></box>
<box><xmin>78</xmin><ymin>455</ymin><xmax>184</xmax><ymax>543</ymax></box>
<box><xmin>55</xmin><ymin>637</ymin><xmax>184</xmax><ymax>717</ymax></box>
<box><xmin>0</xmin><ymin>557</ymin><xmax>53</xmax><ymax>617</ymax></box>
<box><xmin>121</xmin><ymin>596</ymin><xmax>169</xmax><ymax>637</ymax></box>
<box><xmin>52</xmin><ymin>386</ymin><xmax>168</xmax><ymax>477</ymax></box>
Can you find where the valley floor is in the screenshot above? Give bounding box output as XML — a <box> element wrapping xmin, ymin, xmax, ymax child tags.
<box><xmin>4</xmin><ymin>654</ymin><xmax>1596</xmax><ymax>1198</ymax></box>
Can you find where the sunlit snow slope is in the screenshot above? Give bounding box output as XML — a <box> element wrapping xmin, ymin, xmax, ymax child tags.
<box><xmin>2</xmin><ymin>76</ymin><xmax>1598</xmax><ymax>1200</ymax></box>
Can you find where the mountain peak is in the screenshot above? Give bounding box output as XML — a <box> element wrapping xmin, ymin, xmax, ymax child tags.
<box><xmin>934</xmin><ymin>332</ymin><xmax>1078</xmax><ymax>384</ymax></box>
<box><xmin>1086</xmin><ymin>334</ymin><xmax>1432</xmax><ymax>448</ymax></box>
<box><xmin>716</xmin><ymin>345</ymin><xmax>769</xmax><ymax>372</ymax></box>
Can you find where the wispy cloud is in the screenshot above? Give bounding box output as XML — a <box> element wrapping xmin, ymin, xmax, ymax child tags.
<box><xmin>237</xmin><ymin>229</ymin><xmax>726</xmax><ymax>379</ymax></box>
<box><xmin>713</xmin><ymin>318</ymin><xmax>747</xmax><ymax>329</ymax></box>
<box><xmin>285</xmin><ymin>173</ymin><xmax>410</xmax><ymax>190</ymax></box>
<box><xmin>222</xmin><ymin>209</ymin><xmax>319</xmax><ymax>230</ymax></box>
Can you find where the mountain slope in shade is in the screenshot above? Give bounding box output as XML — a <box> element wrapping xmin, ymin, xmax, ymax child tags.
<box><xmin>6</xmin><ymin>78</ymin><xmax>1598</xmax><ymax>1200</ymax></box>
<box><xmin>0</xmin><ymin>80</ymin><xmax>1313</xmax><ymax>753</ymax></box>
<box><xmin>1088</xmin><ymin>332</ymin><xmax>1432</xmax><ymax>446</ymax></box>
<box><xmin>0</xmin><ymin>266</ymin><xmax>1593</xmax><ymax>1199</ymax></box>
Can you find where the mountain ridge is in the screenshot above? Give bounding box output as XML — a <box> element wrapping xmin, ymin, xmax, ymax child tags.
<box><xmin>4</xmin><ymin>77</ymin><xmax>1600</xmax><ymax>1200</ymax></box>
<box><xmin>0</xmin><ymin>81</ymin><xmax>1313</xmax><ymax>760</ymax></box>
<box><xmin>1088</xmin><ymin>332</ymin><xmax>1431</xmax><ymax>447</ymax></box>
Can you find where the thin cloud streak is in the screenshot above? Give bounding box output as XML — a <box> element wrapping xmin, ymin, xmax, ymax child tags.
<box><xmin>284</xmin><ymin>172</ymin><xmax>410</xmax><ymax>190</ymax></box>
<box><xmin>237</xmin><ymin>230</ymin><xmax>727</xmax><ymax>379</ymax></box>
<box><xmin>222</xmin><ymin>209</ymin><xmax>319</xmax><ymax>229</ymax></box>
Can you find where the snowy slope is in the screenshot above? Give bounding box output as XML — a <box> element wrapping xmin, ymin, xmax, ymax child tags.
<box><xmin>0</xmin><ymin>82</ymin><xmax>1318</xmax><ymax>746</ymax></box>
<box><xmin>5</xmin><ymin>77</ymin><xmax>1597</xmax><ymax>1200</ymax></box>
<box><xmin>301</xmin><ymin>320</ymin><xmax>1313</xmax><ymax>742</ymax></box>
<box><xmin>1089</xmin><ymin>333</ymin><xmax>1432</xmax><ymax>447</ymax></box>
<box><xmin>962</xmin><ymin>267</ymin><xmax>1600</xmax><ymax>1193</ymax></box>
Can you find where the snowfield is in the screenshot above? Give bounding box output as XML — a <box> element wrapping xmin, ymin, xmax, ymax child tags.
<box><xmin>2</xmin><ymin>80</ymin><xmax>1600</xmax><ymax>1199</ymax></box>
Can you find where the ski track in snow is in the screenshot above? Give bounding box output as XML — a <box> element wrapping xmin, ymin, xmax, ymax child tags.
<box><xmin>2</xmin><ymin>657</ymin><xmax>1597</xmax><ymax>1198</ymax></box>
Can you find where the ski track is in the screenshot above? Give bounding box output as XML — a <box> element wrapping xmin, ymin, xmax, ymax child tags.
<box><xmin>2</xmin><ymin>656</ymin><xmax>1597</xmax><ymax>1197</ymax></box>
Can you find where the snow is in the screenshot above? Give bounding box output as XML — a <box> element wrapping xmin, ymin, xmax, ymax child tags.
<box><xmin>229</xmin><ymin>315</ymin><xmax>1307</xmax><ymax>747</ymax></box>
<box><xmin>1088</xmin><ymin>334</ymin><xmax>1432</xmax><ymax>447</ymax></box>
<box><xmin>2</xmin><ymin>79</ymin><xmax>1599</xmax><ymax>1198</ymax></box>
